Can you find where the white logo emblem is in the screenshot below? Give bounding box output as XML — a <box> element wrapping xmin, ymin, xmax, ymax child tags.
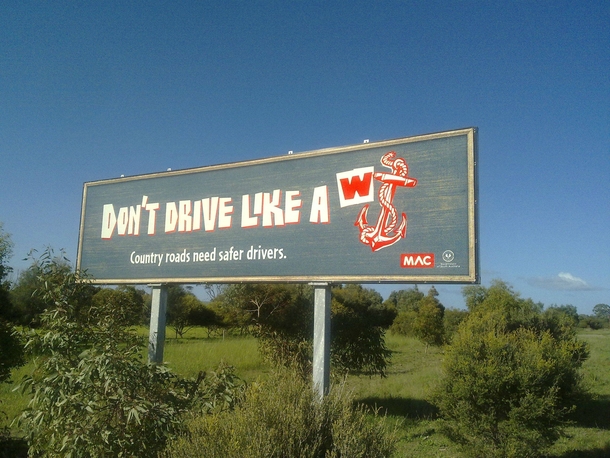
<box><xmin>442</xmin><ymin>250</ymin><xmax>455</xmax><ymax>263</ymax></box>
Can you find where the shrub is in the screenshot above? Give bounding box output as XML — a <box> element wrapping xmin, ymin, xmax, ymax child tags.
<box><xmin>581</xmin><ymin>316</ymin><xmax>606</xmax><ymax>330</ymax></box>
<box><xmin>443</xmin><ymin>308</ymin><xmax>469</xmax><ymax>341</ymax></box>
<box><xmin>434</xmin><ymin>281</ymin><xmax>589</xmax><ymax>458</ymax></box>
<box><xmin>163</xmin><ymin>368</ymin><xmax>398</xmax><ymax>458</ymax></box>
<box><xmin>16</xmin><ymin>249</ymin><xmax>204</xmax><ymax>457</ymax></box>
<box><xmin>389</xmin><ymin>310</ymin><xmax>417</xmax><ymax>336</ymax></box>
<box><xmin>412</xmin><ymin>293</ymin><xmax>445</xmax><ymax>348</ymax></box>
<box><xmin>330</xmin><ymin>285</ymin><xmax>393</xmax><ymax>377</ymax></box>
<box><xmin>0</xmin><ymin>318</ymin><xmax>25</xmax><ymax>456</ymax></box>
<box><xmin>0</xmin><ymin>319</ymin><xmax>24</xmax><ymax>385</ymax></box>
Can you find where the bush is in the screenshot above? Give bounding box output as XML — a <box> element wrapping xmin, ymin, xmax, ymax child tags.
<box><xmin>9</xmin><ymin>252</ymin><xmax>99</xmax><ymax>327</ymax></box>
<box><xmin>0</xmin><ymin>319</ymin><xmax>24</xmax><ymax>385</ymax></box>
<box><xmin>412</xmin><ymin>294</ymin><xmax>445</xmax><ymax>347</ymax></box>
<box><xmin>434</xmin><ymin>281</ymin><xmax>589</xmax><ymax>458</ymax></box>
<box><xmin>443</xmin><ymin>308</ymin><xmax>469</xmax><ymax>341</ymax></box>
<box><xmin>578</xmin><ymin>315</ymin><xmax>607</xmax><ymax>330</ymax></box>
<box><xmin>330</xmin><ymin>285</ymin><xmax>393</xmax><ymax>377</ymax></box>
<box><xmin>0</xmin><ymin>318</ymin><xmax>25</xmax><ymax>456</ymax></box>
<box><xmin>16</xmin><ymin>250</ymin><xmax>204</xmax><ymax>457</ymax></box>
<box><xmin>163</xmin><ymin>368</ymin><xmax>398</xmax><ymax>458</ymax></box>
<box><xmin>389</xmin><ymin>310</ymin><xmax>417</xmax><ymax>336</ymax></box>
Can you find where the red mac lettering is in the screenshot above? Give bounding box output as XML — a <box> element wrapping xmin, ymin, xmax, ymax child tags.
<box><xmin>400</xmin><ymin>253</ymin><xmax>435</xmax><ymax>268</ymax></box>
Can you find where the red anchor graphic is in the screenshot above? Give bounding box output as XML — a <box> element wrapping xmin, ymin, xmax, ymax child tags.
<box><xmin>355</xmin><ymin>151</ymin><xmax>417</xmax><ymax>251</ymax></box>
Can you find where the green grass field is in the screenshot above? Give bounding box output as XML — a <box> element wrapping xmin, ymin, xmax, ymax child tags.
<box><xmin>2</xmin><ymin>328</ymin><xmax>610</xmax><ymax>457</ymax></box>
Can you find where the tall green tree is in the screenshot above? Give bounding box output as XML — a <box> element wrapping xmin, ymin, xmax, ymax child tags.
<box><xmin>544</xmin><ymin>304</ymin><xmax>579</xmax><ymax>328</ymax></box>
<box><xmin>166</xmin><ymin>285</ymin><xmax>191</xmax><ymax>338</ymax></box>
<box><xmin>0</xmin><ymin>317</ymin><xmax>25</xmax><ymax>452</ymax></box>
<box><xmin>330</xmin><ymin>284</ymin><xmax>393</xmax><ymax>376</ymax></box>
<box><xmin>443</xmin><ymin>308</ymin><xmax>469</xmax><ymax>341</ymax></box>
<box><xmin>0</xmin><ymin>322</ymin><xmax>24</xmax><ymax>385</ymax></box>
<box><xmin>166</xmin><ymin>286</ymin><xmax>220</xmax><ymax>338</ymax></box>
<box><xmin>412</xmin><ymin>288</ymin><xmax>445</xmax><ymax>348</ymax></box>
<box><xmin>593</xmin><ymin>303</ymin><xmax>610</xmax><ymax>320</ymax></box>
<box><xmin>389</xmin><ymin>286</ymin><xmax>447</xmax><ymax>343</ymax></box>
<box><xmin>91</xmin><ymin>286</ymin><xmax>145</xmax><ymax>326</ymax></box>
<box><xmin>8</xmin><ymin>264</ymin><xmax>49</xmax><ymax>325</ymax></box>
<box><xmin>384</xmin><ymin>285</ymin><xmax>424</xmax><ymax>312</ymax></box>
<box><xmin>0</xmin><ymin>223</ymin><xmax>12</xmax><ymax>282</ymax></box>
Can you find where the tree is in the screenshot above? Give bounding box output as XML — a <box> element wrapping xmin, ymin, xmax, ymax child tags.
<box><xmin>218</xmin><ymin>283</ymin><xmax>313</xmax><ymax>373</ymax></box>
<box><xmin>166</xmin><ymin>285</ymin><xmax>192</xmax><ymax>338</ymax></box>
<box><xmin>578</xmin><ymin>314</ymin><xmax>606</xmax><ymax>330</ymax></box>
<box><xmin>186</xmin><ymin>299</ymin><xmax>223</xmax><ymax>337</ymax></box>
<box><xmin>0</xmin><ymin>223</ymin><xmax>12</xmax><ymax>283</ymax></box>
<box><xmin>0</xmin><ymin>318</ymin><xmax>25</xmax><ymax>442</ymax></box>
<box><xmin>91</xmin><ymin>286</ymin><xmax>145</xmax><ymax>326</ymax></box>
<box><xmin>0</xmin><ymin>222</ymin><xmax>14</xmax><ymax>322</ymax></box>
<box><xmin>461</xmin><ymin>283</ymin><xmax>488</xmax><ymax>311</ymax></box>
<box><xmin>389</xmin><ymin>286</ymin><xmax>447</xmax><ymax>344</ymax></box>
<box><xmin>0</xmin><ymin>224</ymin><xmax>25</xmax><ymax>452</ymax></box>
<box><xmin>330</xmin><ymin>284</ymin><xmax>393</xmax><ymax>376</ymax></box>
<box><xmin>384</xmin><ymin>285</ymin><xmax>424</xmax><ymax>312</ymax></box>
<box><xmin>443</xmin><ymin>308</ymin><xmax>469</xmax><ymax>341</ymax></box>
<box><xmin>167</xmin><ymin>287</ymin><xmax>220</xmax><ymax>338</ymax></box>
<box><xmin>412</xmin><ymin>288</ymin><xmax>445</xmax><ymax>348</ymax></box>
<box><xmin>9</xmin><ymin>264</ymin><xmax>49</xmax><ymax>325</ymax></box>
<box><xmin>544</xmin><ymin>304</ymin><xmax>579</xmax><ymax>328</ymax></box>
<box><xmin>214</xmin><ymin>283</ymin><xmax>393</xmax><ymax>377</ymax></box>
<box><xmin>593</xmin><ymin>303</ymin><xmax>610</xmax><ymax>320</ymax></box>
<box><xmin>207</xmin><ymin>298</ymin><xmax>251</xmax><ymax>335</ymax></box>
<box><xmin>435</xmin><ymin>281</ymin><xmax>589</xmax><ymax>458</ymax></box>
<box><xmin>389</xmin><ymin>309</ymin><xmax>417</xmax><ymax>336</ymax></box>
<box><xmin>0</xmin><ymin>320</ymin><xmax>24</xmax><ymax>385</ymax></box>
<box><xmin>0</xmin><ymin>316</ymin><xmax>25</xmax><ymax>454</ymax></box>
<box><xmin>10</xmin><ymin>251</ymin><xmax>98</xmax><ymax>326</ymax></box>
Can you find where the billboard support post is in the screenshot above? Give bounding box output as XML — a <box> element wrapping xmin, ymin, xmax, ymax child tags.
<box><xmin>148</xmin><ymin>284</ymin><xmax>168</xmax><ymax>364</ymax></box>
<box><xmin>312</xmin><ymin>282</ymin><xmax>331</xmax><ymax>398</ymax></box>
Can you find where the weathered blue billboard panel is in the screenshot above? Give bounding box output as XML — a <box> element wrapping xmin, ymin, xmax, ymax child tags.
<box><xmin>77</xmin><ymin>128</ymin><xmax>478</xmax><ymax>284</ymax></box>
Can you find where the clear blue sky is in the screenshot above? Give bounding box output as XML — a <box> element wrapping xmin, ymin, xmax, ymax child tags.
<box><xmin>1</xmin><ymin>1</ymin><xmax>608</xmax><ymax>313</ymax></box>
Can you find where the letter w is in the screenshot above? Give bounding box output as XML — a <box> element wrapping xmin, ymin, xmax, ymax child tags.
<box><xmin>336</xmin><ymin>166</ymin><xmax>375</xmax><ymax>208</ymax></box>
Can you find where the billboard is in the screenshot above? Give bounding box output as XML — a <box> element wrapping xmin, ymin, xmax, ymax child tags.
<box><xmin>77</xmin><ymin>128</ymin><xmax>478</xmax><ymax>284</ymax></box>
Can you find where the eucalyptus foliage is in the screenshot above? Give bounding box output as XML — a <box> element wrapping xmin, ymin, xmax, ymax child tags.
<box><xmin>16</xmin><ymin>249</ymin><xmax>202</xmax><ymax>457</ymax></box>
<box><xmin>9</xmin><ymin>251</ymin><xmax>98</xmax><ymax>327</ymax></box>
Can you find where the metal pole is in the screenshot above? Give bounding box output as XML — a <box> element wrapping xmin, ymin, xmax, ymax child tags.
<box><xmin>148</xmin><ymin>284</ymin><xmax>168</xmax><ymax>364</ymax></box>
<box><xmin>312</xmin><ymin>282</ymin><xmax>331</xmax><ymax>398</ymax></box>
